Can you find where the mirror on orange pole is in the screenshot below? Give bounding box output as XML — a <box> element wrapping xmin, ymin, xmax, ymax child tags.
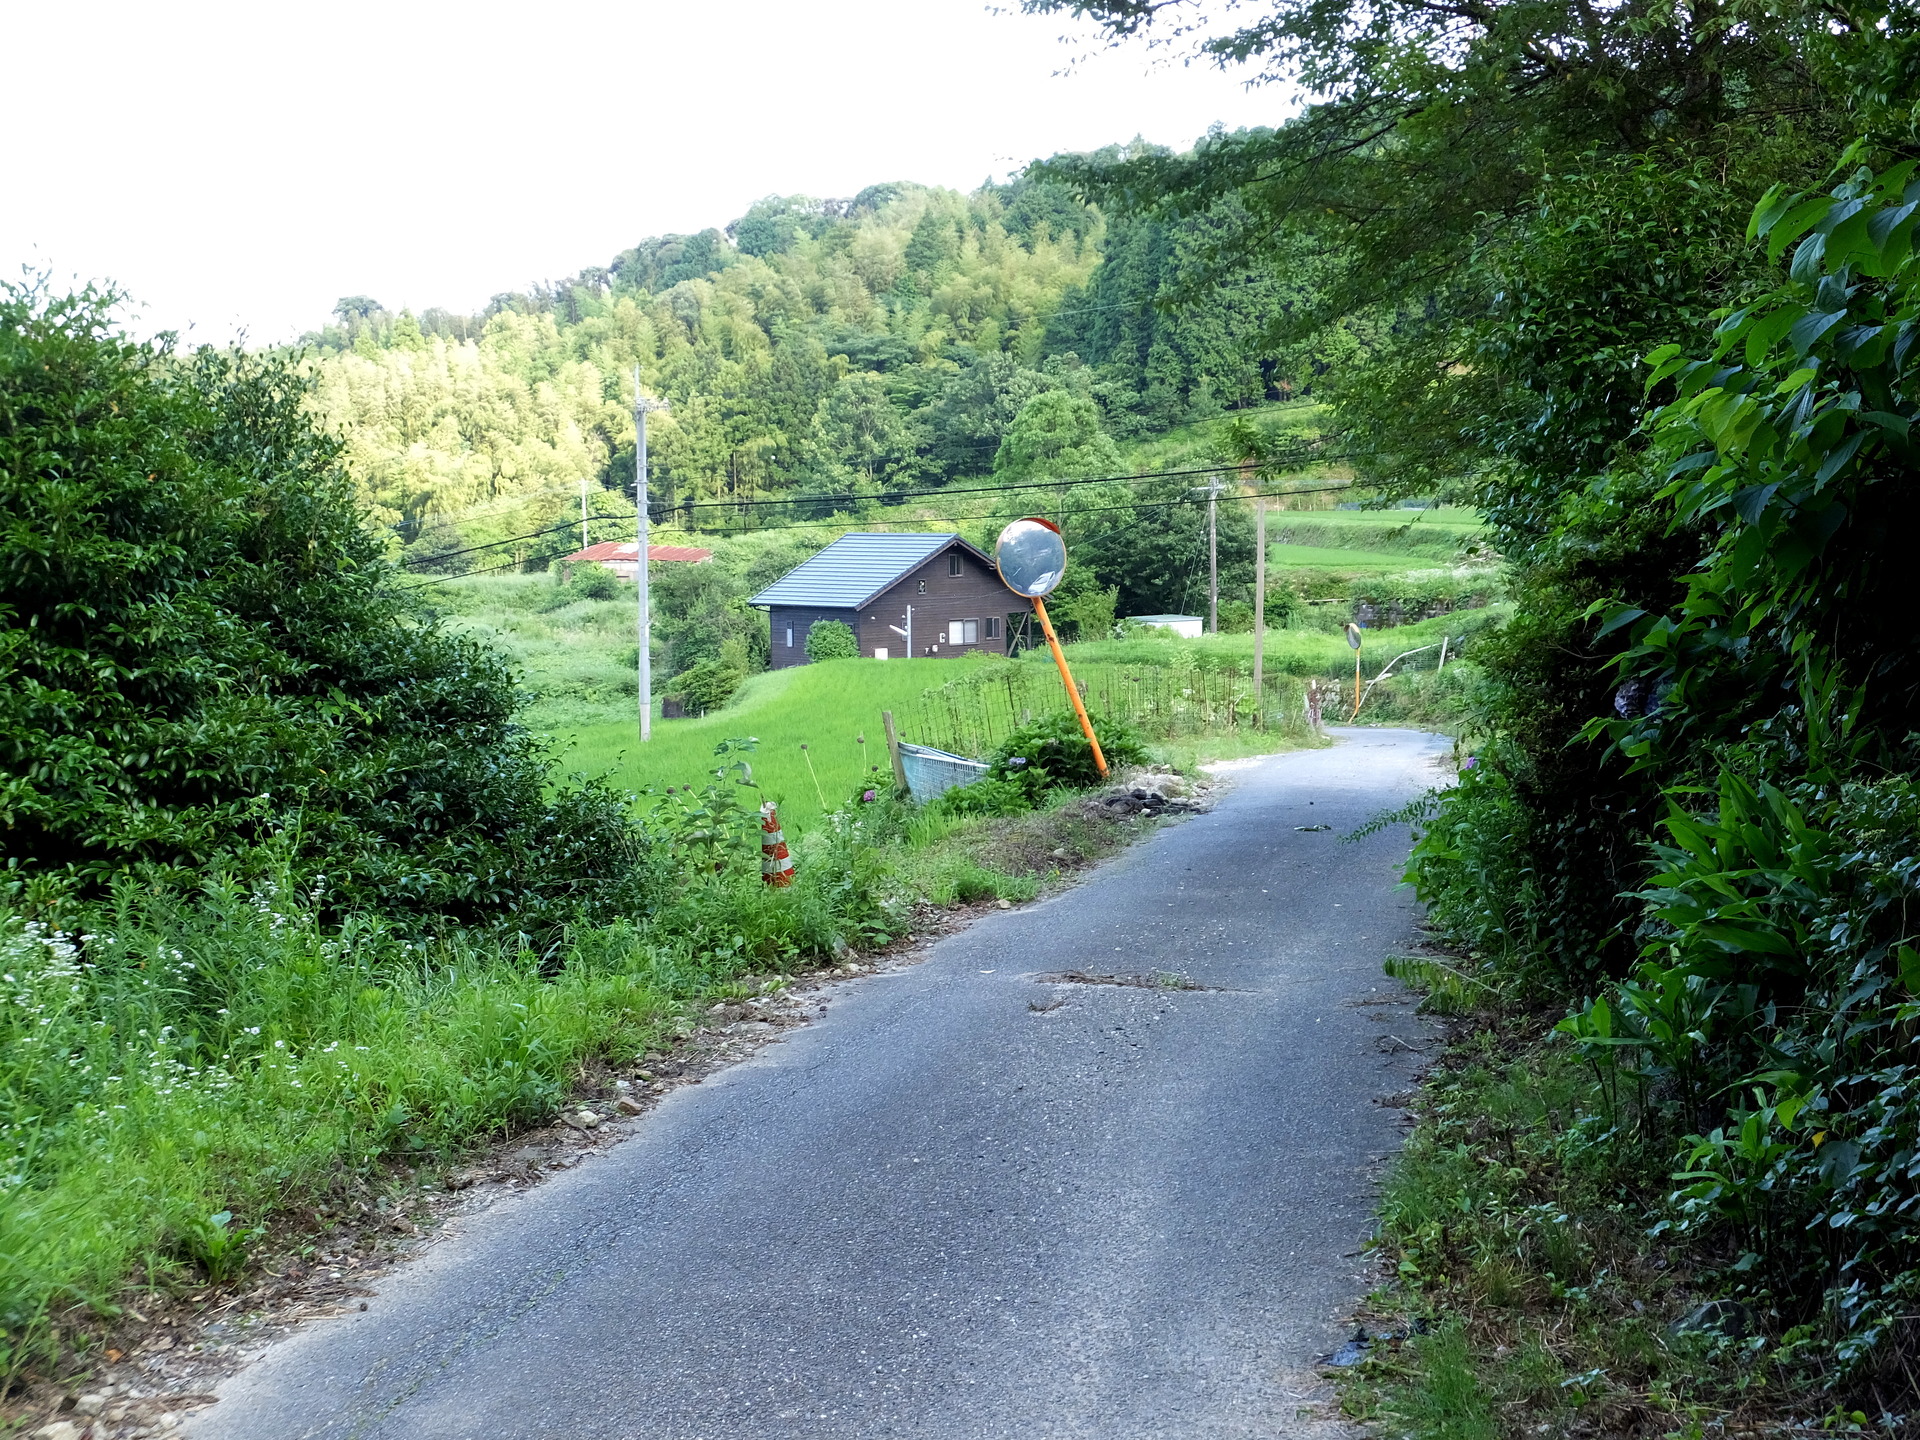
<box><xmin>993</xmin><ymin>517</ymin><xmax>1107</xmax><ymax>779</ymax></box>
<box><xmin>1345</xmin><ymin>622</ymin><xmax>1363</xmax><ymax>720</ymax></box>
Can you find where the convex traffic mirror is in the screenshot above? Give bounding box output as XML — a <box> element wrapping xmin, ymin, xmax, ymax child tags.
<box><xmin>994</xmin><ymin>517</ymin><xmax>1067</xmax><ymax>599</ymax></box>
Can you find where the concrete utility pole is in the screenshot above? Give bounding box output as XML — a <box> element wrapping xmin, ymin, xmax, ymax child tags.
<box><xmin>580</xmin><ymin>477</ymin><xmax>590</xmax><ymax>552</ymax></box>
<box><xmin>1253</xmin><ymin>497</ymin><xmax>1266</xmax><ymax>722</ymax></box>
<box><xmin>633</xmin><ymin>369</ymin><xmax>669</xmax><ymax>742</ymax></box>
<box><xmin>1192</xmin><ymin>479</ymin><xmax>1228</xmax><ymax>633</ymax></box>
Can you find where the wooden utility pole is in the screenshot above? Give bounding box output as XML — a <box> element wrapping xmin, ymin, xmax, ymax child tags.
<box><xmin>1252</xmin><ymin>497</ymin><xmax>1266</xmax><ymax>725</ymax></box>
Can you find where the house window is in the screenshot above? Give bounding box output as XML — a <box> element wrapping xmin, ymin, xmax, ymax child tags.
<box><xmin>984</xmin><ymin>616</ymin><xmax>1000</xmax><ymax>640</ymax></box>
<box><xmin>948</xmin><ymin>619</ymin><xmax>978</xmax><ymax>645</ymax></box>
<box><xmin>785</xmin><ymin>625</ymin><xmax>794</xmax><ymax>648</ymax></box>
<box><xmin>948</xmin><ymin>552</ymin><xmax>963</xmax><ymax>577</ymax></box>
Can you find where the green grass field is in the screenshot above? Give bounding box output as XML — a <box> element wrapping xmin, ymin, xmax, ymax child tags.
<box><xmin>1267</xmin><ymin>541</ymin><xmax>1438</xmax><ymax>569</ymax></box>
<box><xmin>552</xmin><ymin>659</ymin><xmax>971</xmax><ymax>831</ymax></box>
<box><xmin>426</xmin><ymin>566</ymin><xmax>1501</xmax><ymax>835</ymax></box>
<box><xmin>1274</xmin><ymin>505</ymin><xmax>1483</xmax><ymax>531</ymax></box>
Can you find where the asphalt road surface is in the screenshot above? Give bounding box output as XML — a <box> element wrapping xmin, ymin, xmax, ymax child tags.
<box><xmin>191</xmin><ymin>727</ymin><xmax>1449</xmax><ymax>1440</ymax></box>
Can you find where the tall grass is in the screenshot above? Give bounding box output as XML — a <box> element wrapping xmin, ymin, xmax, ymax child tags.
<box><xmin>1037</xmin><ymin>607</ymin><xmax>1500</xmax><ymax>679</ymax></box>
<box><xmin>0</xmin><ymin>841</ymin><xmax>885</xmax><ymax>1376</ymax></box>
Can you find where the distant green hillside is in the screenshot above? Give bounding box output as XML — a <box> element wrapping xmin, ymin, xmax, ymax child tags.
<box><xmin>304</xmin><ymin>145</ymin><xmax>1357</xmax><ymax>578</ymax></box>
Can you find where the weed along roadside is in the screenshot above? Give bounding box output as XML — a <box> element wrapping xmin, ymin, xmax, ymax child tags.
<box><xmin>0</xmin><ymin>713</ymin><xmax>1242</xmax><ymax>1437</ymax></box>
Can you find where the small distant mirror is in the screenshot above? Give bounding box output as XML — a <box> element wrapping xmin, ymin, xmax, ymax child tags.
<box><xmin>994</xmin><ymin>517</ymin><xmax>1067</xmax><ymax>598</ymax></box>
<box><xmin>1345</xmin><ymin>622</ymin><xmax>1363</xmax><ymax>651</ymax></box>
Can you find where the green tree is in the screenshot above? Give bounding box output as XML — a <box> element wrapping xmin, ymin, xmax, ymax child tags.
<box><xmin>812</xmin><ymin>372</ymin><xmax>925</xmax><ymax>486</ymax></box>
<box><xmin>1072</xmin><ymin>476</ymin><xmax>1255</xmax><ymax>620</ymax></box>
<box><xmin>0</xmin><ymin>285</ymin><xmax>648</xmax><ymax>928</ymax></box>
<box><xmin>805</xmin><ymin>619</ymin><xmax>858</xmax><ymax>661</ymax></box>
<box><xmin>992</xmin><ymin>391</ymin><xmax>1122</xmax><ymax>483</ymax></box>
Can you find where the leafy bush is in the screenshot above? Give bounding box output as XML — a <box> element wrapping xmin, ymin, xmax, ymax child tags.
<box><xmin>933</xmin><ymin>776</ymin><xmax>1036</xmax><ymax>818</ymax></box>
<box><xmin>1409</xmin><ymin>156</ymin><xmax>1920</xmax><ymax>1387</ymax></box>
<box><xmin>1216</xmin><ymin>599</ymin><xmax>1254</xmax><ymax>633</ymax></box>
<box><xmin>805</xmin><ymin>619</ymin><xmax>858</xmax><ymax>661</ymax></box>
<box><xmin>666</xmin><ymin>657</ymin><xmax>745</xmax><ymax>715</ymax></box>
<box><xmin>560</xmin><ymin>563</ymin><xmax>621</xmax><ymax>602</ymax></box>
<box><xmin>0</xmin><ymin>285</ymin><xmax>650</xmax><ymax>932</ymax></box>
<box><xmin>988</xmin><ymin>710</ymin><xmax>1147</xmax><ymax>795</ymax></box>
<box><xmin>0</xmin><ymin>732</ymin><xmax>900</xmax><ymax>1371</ymax></box>
<box><xmin>1348</xmin><ymin>567</ymin><xmax>1501</xmax><ymax>625</ymax></box>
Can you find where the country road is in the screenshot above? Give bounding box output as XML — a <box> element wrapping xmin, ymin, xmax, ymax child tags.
<box><xmin>190</xmin><ymin>727</ymin><xmax>1450</xmax><ymax>1440</ymax></box>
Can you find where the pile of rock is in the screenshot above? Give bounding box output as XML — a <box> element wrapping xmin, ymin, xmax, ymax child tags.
<box><xmin>1084</xmin><ymin>767</ymin><xmax>1204</xmax><ymax>818</ymax></box>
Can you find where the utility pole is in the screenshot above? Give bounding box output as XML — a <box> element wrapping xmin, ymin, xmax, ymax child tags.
<box><xmin>1192</xmin><ymin>479</ymin><xmax>1228</xmax><ymax>633</ymax></box>
<box><xmin>580</xmin><ymin>477</ymin><xmax>589</xmax><ymax>552</ymax></box>
<box><xmin>633</xmin><ymin>369</ymin><xmax>669</xmax><ymax>742</ymax></box>
<box><xmin>1253</xmin><ymin>497</ymin><xmax>1266</xmax><ymax>723</ymax></box>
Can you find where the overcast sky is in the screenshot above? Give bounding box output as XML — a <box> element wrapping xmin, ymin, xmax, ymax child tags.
<box><xmin>4</xmin><ymin>0</ymin><xmax>1288</xmax><ymax>345</ymax></box>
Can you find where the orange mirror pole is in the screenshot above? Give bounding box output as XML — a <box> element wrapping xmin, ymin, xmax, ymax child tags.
<box><xmin>1031</xmin><ymin>595</ymin><xmax>1108</xmax><ymax>779</ymax></box>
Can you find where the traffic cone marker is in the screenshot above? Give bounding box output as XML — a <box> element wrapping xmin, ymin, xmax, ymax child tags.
<box><xmin>761</xmin><ymin>802</ymin><xmax>794</xmax><ymax>887</ymax></box>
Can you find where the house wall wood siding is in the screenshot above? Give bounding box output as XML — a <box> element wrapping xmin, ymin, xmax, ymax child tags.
<box><xmin>765</xmin><ymin>545</ymin><xmax>1028</xmax><ymax>668</ymax></box>
<box><xmin>856</xmin><ymin>550</ymin><xmax>1024</xmax><ymax>661</ymax></box>
<box><xmin>767</xmin><ymin>606</ymin><xmax>863</xmax><ymax>669</ymax></box>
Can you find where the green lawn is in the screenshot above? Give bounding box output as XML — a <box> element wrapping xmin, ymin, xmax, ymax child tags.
<box><xmin>1267</xmin><ymin>541</ymin><xmax>1437</xmax><ymax>569</ymax></box>
<box><xmin>550</xmin><ymin>659</ymin><xmax>977</xmax><ymax>831</ymax></box>
<box><xmin>1274</xmin><ymin>505</ymin><xmax>1483</xmax><ymax>531</ymax></box>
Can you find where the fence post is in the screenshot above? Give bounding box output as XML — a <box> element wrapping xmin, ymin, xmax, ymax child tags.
<box><xmin>882</xmin><ymin>710</ymin><xmax>909</xmax><ymax>797</ymax></box>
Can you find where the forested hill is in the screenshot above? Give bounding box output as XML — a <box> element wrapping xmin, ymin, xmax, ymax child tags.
<box><xmin>300</xmin><ymin>150</ymin><xmax>1324</xmax><ymax>566</ymax></box>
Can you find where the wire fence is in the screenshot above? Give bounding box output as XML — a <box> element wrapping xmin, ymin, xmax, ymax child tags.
<box><xmin>901</xmin><ymin>660</ymin><xmax>1316</xmax><ymax>758</ymax></box>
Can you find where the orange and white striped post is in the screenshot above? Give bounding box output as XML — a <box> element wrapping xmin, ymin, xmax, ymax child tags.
<box><xmin>760</xmin><ymin>802</ymin><xmax>794</xmax><ymax>887</ymax></box>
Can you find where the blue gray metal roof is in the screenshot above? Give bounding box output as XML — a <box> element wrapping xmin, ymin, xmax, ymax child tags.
<box><xmin>750</xmin><ymin>532</ymin><xmax>982</xmax><ymax>610</ymax></box>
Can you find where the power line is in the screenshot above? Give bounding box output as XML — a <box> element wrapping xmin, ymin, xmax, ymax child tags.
<box><xmin>626</xmin><ymin>458</ymin><xmax>1343</xmax><ymax>515</ymax></box>
<box><xmin>395</xmin><ymin>455</ymin><xmax>1350</xmax><ymax>574</ymax></box>
<box><xmin>673</xmin><ymin>481</ymin><xmax>1357</xmax><ymax>538</ymax></box>
<box><xmin>404</xmin><ymin>514</ymin><xmax>638</xmax><ymax>567</ymax></box>
<box><xmin>403</xmin><ymin>480</ymin><xmax>1360</xmax><ymax>587</ymax></box>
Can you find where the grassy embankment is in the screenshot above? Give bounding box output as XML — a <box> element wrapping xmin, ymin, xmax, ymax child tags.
<box><xmin>1332</xmin><ymin>980</ymin><xmax>1839</xmax><ymax>1440</ymax></box>
<box><xmin>431</xmin><ymin>572</ymin><xmax>1497</xmax><ymax>835</ymax></box>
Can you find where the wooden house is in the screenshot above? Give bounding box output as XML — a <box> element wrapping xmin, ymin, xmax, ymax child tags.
<box><xmin>750</xmin><ymin>532</ymin><xmax>1023</xmax><ymax>669</ymax></box>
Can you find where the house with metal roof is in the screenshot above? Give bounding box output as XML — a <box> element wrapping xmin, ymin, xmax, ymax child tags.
<box><xmin>560</xmin><ymin>540</ymin><xmax>712</xmax><ymax>578</ymax></box>
<box><xmin>749</xmin><ymin>532</ymin><xmax>1024</xmax><ymax>668</ymax></box>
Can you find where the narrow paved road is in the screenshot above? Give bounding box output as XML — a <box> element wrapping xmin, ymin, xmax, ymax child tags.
<box><xmin>192</xmin><ymin>728</ymin><xmax>1448</xmax><ymax>1440</ymax></box>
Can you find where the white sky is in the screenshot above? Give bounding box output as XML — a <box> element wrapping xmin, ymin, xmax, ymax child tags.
<box><xmin>3</xmin><ymin>0</ymin><xmax>1289</xmax><ymax>346</ymax></box>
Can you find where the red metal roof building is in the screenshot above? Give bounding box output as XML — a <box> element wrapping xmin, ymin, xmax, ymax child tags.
<box><xmin>561</xmin><ymin>541</ymin><xmax>712</xmax><ymax>578</ymax></box>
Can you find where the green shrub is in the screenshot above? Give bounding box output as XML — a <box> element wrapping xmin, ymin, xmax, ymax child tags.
<box><xmin>1347</xmin><ymin>567</ymin><xmax>1500</xmax><ymax>623</ymax></box>
<box><xmin>805</xmin><ymin>619</ymin><xmax>858</xmax><ymax>661</ymax></box>
<box><xmin>0</xmin><ymin>734</ymin><xmax>899</xmax><ymax>1372</ymax></box>
<box><xmin>1262</xmin><ymin>581</ymin><xmax>1302</xmax><ymax>628</ymax></box>
<box><xmin>667</xmin><ymin>657</ymin><xmax>745</xmax><ymax>715</ymax></box>
<box><xmin>934</xmin><ymin>776</ymin><xmax>1035</xmax><ymax>818</ymax></box>
<box><xmin>1216</xmin><ymin>599</ymin><xmax>1254</xmax><ymax>633</ymax></box>
<box><xmin>561</xmin><ymin>563</ymin><xmax>621</xmax><ymax>602</ymax></box>
<box><xmin>988</xmin><ymin>711</ymin><xmax>1148</xmax><ymax>794</ymax></box>
<box><xmin>0</xmin><ymin>286</ymin><xmax>649</xmax><ymax>933</ymax></box>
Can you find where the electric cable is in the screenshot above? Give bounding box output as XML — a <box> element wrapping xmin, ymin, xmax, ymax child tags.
<box><xmin>401</xmin><ymin>479</ymin><xmax>1361</xmax><ymax>588</ymax></box>
<box><xmin>394</xmin><ymin>456</ymin><xmax>1351</xmax><ymax>572</ymax></box>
